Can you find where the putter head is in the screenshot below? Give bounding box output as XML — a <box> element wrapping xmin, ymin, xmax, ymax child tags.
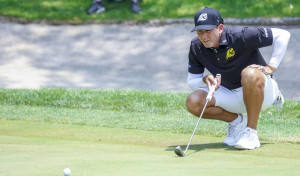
<box><xmin>174</xmin><ymin>146</ymin><xmax>185</xmax><ymax>157</ymax></box>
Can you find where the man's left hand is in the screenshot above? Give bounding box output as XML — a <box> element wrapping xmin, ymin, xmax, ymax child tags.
<box><xmin>247</xmin><ymin>64</ymin><xmax>276</xmax><ymax>75</ymax></box>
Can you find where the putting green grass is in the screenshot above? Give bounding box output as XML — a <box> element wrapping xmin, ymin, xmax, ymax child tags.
<box><xmin>0</xmin><ymin>120</ymin><xmax>299</xmax><ymax>176</ymax></box>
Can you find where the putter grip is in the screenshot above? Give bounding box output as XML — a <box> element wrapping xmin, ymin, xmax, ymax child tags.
<box><xmin>206</xmin><ymin>74</ymin><xmax>221</xmax><ymax>101</ymax></box>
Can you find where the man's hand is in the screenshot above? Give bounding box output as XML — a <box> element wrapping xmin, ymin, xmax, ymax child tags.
<box><xmin>247</xmin><ymin>64</ymin><xmax>276</xmax><ymax>75</ymax></box>
<box><xmin>202</xmin><ymin>74</ymin><xmax>221</xmax><ymax>91</ymax></box>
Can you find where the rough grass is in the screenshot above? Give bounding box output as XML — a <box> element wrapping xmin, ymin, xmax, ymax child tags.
<box><xmin>0</xmin><ymin>88</ymin><xmax>299</xmax><ymax>143</ymax></box>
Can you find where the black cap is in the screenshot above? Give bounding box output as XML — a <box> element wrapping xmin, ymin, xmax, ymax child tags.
<box><xmin>191</xmin><ymin>7</ymin><xmax>223</xmax><ymax>32</ymax></box>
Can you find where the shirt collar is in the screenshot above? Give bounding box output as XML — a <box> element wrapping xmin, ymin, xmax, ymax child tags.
<box><xmin>219</xmin><ymin>31</ymin><xmax>228</xmax><ymax>46</ymax></box>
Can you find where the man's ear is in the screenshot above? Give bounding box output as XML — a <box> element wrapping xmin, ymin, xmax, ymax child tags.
<box><xmin>218</xmin><ymin>24</ymin><xmax>224</xmax><ymax>34</ymax></box>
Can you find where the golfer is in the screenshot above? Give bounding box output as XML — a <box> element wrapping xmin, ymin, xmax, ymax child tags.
<box><xmin>186</xmin><ymin>7</ymin><xmax>290</xmax><ymax>150</ymax></box>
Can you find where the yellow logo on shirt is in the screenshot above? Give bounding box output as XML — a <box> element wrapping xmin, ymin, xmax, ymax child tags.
<box><xmin>226</xmin><ymin>48</ymin><xmax>235</xmax><ymax>60</ymax></box>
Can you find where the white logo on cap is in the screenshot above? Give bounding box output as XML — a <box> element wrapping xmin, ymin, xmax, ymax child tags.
<box><xmin>198</xmin><ymin>13</ymin><xmax>208</xmax><ymax>22</ymax></box>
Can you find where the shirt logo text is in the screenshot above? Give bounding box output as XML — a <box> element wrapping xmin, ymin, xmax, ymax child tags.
<box><xmin>264</xmin><ymin>28</ymin><xmax>268</xmax><ymax>37</ymax></box>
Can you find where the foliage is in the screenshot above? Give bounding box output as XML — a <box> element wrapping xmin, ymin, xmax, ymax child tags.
<box><xmin>0</xmin><ymin>0</ymin><xmax>299</xmax><ymax>23</ymax></box>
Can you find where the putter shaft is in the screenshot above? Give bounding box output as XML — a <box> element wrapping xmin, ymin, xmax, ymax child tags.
<box><xmin>183</xmin><ymin>99</ymin><xmax>209</xmax><ymax>153</ymax></box>
<box><xmin>175</xmin><ymin>74</ymin><xmax>220</xmax><ymax>157</ymax></box>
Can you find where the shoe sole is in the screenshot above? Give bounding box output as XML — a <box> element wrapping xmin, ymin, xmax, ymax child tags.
<box><xmin>87</xmin><ymin>8</ymin><xmax>105</xmax><ymax>15</ymax></box>
<box><xmin>234</xmin><ymin>143</ymin><xmax>260</xmax><ymax>150</ymax></box>
<box><xmin>223</xmin><ymin>141</ymin><xmax>237</xmax><ymax>146</ymax></box>
<box><xmin>227</xmin><ymin>143</ymin><xmax>237</xmax><ymax>147</ymax></box>
<box><xmin>94</xmin><ymin>8</ymin><xmax>105</xmax><ymax>14</ymax></box>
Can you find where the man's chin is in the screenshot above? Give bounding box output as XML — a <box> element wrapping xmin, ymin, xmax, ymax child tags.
<box><xmin>203</xmin><ymin>44</ymin><xmax>211</xmax><ymax>48</ymax></box>
<box><xmin>201</xmin><ymin>41</ymin><xmax>212</xmax><ymax>48</ymax></box>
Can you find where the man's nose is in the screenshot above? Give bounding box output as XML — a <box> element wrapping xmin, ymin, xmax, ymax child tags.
<box><xmin>199</xmin><ymin>33</ymin><xmax>207</xmax><ymax>40</ymax></box>
<box><xmin>201</xmin><ymin>32</ymin><xmax>208</xmax><ymax>38</ymax></box>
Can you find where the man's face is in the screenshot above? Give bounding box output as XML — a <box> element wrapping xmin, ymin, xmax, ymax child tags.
<box><xmin>197</xmin><ymin>24</ymin><xmax>223</xmax><ymax>48</ymax></box>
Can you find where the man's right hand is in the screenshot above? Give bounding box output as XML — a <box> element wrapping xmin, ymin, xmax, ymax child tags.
<box><xmin>203</xmin><ymin>74</ymin><xmax>221</xmax><ymax>91</ymax></box>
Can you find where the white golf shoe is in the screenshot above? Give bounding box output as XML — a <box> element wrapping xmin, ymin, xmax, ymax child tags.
<box><xmin>223</xmin><ymin>114</ymin><xmax>247</xmax><ymax>146</ymax></box>
<box><xmin>234</xmin><ymin>127</ymin><xmax>261</xmax><ymax>150</ymax></box>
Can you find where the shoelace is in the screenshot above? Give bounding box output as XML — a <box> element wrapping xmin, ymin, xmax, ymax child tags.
<box><xmin>226</xmin><ymin>123</ymin><xmax>240</xmax><ymax>138</ymax></box>
<box><xmin>240</xmin><ymin>128</ymin><xmax>256</xmax><ymax>142</ymax></box>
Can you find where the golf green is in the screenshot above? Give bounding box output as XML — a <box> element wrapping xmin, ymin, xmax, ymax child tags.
<box><xmin>0</xmin><ymin>120</ymin><xmax>299</xmax><ymax>176</ymax></box>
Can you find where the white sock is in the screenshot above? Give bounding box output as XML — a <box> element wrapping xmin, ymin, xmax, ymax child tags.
<box><xmin>229</xmin><ymin>114</ymin><xmax>242</xmax><ymax>125</ymax></box>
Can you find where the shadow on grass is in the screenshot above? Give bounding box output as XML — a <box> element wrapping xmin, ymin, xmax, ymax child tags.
<box><xmin>166</xmin><ymin>142</ymin><xmax>273</xmax><ymax>156</ymax></box>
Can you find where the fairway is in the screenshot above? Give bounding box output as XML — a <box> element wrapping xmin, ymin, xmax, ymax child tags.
<box><xmin>0</xmin><ymin>120</ymin><xmax>299</xmax><ymax>176</ymax></box>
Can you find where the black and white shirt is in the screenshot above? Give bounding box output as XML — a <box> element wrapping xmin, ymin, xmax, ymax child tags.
<box><xmin>188</xmin><ymin>26</ymin><xmax>273</xmax><ymax>90</ymax></box>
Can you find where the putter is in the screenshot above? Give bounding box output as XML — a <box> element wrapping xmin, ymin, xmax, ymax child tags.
<box><xmin>174</xmin><ymin>74</ymin><xmax>220</xmax><ymax>157</ymax></box>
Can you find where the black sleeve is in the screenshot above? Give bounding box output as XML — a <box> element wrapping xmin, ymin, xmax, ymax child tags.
<box><xmin>188</xmin><ymin>42</ymin><xmax>205</xmax><ymax>74</ymax></box>
<box><xmin>242</xmin><ymin>27</ymin><xmax>273</xmax><ymax>49</ymax></box>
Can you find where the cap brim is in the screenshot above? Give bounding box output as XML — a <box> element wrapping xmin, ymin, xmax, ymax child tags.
<box><xmin>191</xmin><ymin>25</ymin><xmax>217</xmax><ymax>32</ymax></box>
